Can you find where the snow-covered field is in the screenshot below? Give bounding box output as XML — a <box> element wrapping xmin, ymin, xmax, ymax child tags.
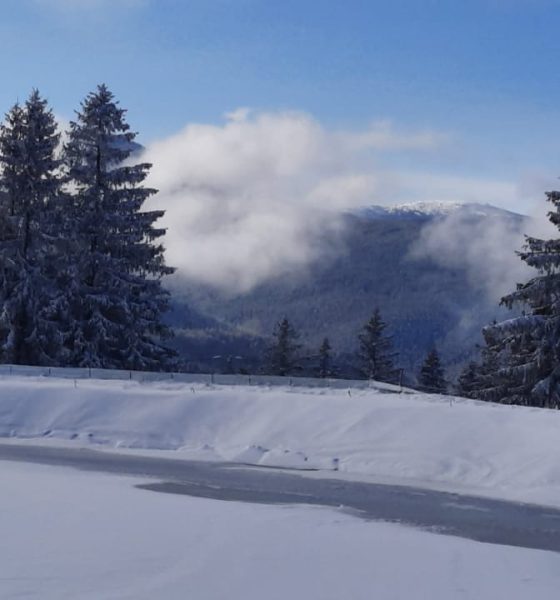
<box><xmin>1</xmin><ymin>374</ymin><xmax>560</xmax><ymax>507</ymax></box>
<box><xmin>2</xmin><ymin>459</ymin><xmax>559</xmax><ymax>600</ymax></box>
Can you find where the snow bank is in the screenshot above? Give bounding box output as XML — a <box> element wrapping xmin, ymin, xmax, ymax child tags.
<box><xmin>3</xmin><ymin>460</ymin><xmax>559</xmax><ymax>600</ymax></box>
<box><xmin>1</xmin><ymin>375</ymin><xmax>560</xmax><ymax>506</ymax></box>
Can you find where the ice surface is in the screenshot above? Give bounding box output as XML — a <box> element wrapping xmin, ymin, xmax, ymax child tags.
<box><xmin>1</xmin><ymin>460</ymin><xmax>559</xmax><ymax>600</ymax></box>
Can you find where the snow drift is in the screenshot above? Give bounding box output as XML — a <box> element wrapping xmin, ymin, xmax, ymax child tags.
<box><xmin>1</xmin><ymin>374</ymin><xmax>559</xmax><ymax>507</ymax></box>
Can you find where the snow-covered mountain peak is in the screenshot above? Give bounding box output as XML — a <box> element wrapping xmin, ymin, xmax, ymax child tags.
<box><xmin>385</xmin><ymin>201</ymin><xmax>465</xmax><ymax>216</ymax></box>
<box><xmin>351</xmin><ymin>201</ymin><xmax>522</xmax><ymax>221</ymax></box>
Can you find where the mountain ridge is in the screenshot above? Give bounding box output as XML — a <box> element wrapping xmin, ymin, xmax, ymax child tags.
<box><xmin>351</xmin><ymin>201</ymin><xmax>525</xmax><ymax>221</ymax></box>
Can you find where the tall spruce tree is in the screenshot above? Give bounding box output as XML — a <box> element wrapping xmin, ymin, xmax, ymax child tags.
<box><xmin>0</xmin><ymin>103</ymin><xmax>24</xmax><ymax>362</ymax></box>
<box><xmin>265</xmin><ymin>318</ymin><xmax>301</xmax><ymax>376</ymax></box>
<box><xmin>0</xmin><ymin>91</ymin><xmax>64</xmax><ymax>365</ymax></box>
<box><xmin>357</xmin><ymin>308</ymin><xmax>399</xmax><ymax>382</ymax></box>
<box><xmin>418</xmin><ymin>348</ymin><xmax>446</xmax><ymax>393</ymax></box>
<box><xmin>480</xmin><ymin>189</ymin><xmax>560</xmax><ymax>407</ymax></box>
<box><xmin>63</xmin><ymin>84</ymin><xmax>175</xmax><ymax>370</ymax></box>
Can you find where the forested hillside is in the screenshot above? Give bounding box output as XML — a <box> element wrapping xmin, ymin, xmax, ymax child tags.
<box><xmin>170</xmin><ymin>203</ymin><xmax>523</xmax><ymax>372</ymax></box>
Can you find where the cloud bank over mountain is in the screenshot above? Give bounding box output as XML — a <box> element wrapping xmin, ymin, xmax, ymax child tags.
<box><xmin>144</xmin><ymin>109</ymin><xmax>527</xmax><ymax>293</ymax></box>
<box><xmin>411</xmin><ymin>194</ymin><xmax>558</xmax><ymax>303</ymax></box>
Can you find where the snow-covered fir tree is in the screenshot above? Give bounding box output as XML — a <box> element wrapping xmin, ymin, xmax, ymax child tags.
<box><xmin>63</xmin><ymin>84</ymin><xmax>175</xmax><ymax>370</ymax></box>
<box><xmin>265</xmin><ymin>318</ymin><xmax>301</xmax><ymax>376</ymax></box>
<box><xmin>417</xmin><ymin>347</ymin><xmax>446</xmax><ymax>393</ymax></box>
<box><xmin>0</xmin><ymin>91</ymin><xmax>64</xmax><ymax>365</ymax></box>
<box><xmin>357</xmin><ymin>308</ymin><xmax>399</xmax><ymax>382</ymax></box>
<box><xmin>480</xmin><ymin>189</ymin><xmax>560</xmax><ymax>407</ymax></box>
<box><xmin>473</xmin><ymin>333</ymin><xmax>520</xmax><ymax>403</ymax></box>
<box><xmin>455</xmin><ymin>361</ymin><xmax>479</xmax><ymax>398</ymax></box>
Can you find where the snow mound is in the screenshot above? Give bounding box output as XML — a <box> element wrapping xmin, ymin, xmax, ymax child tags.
<box><xmin>1</xmin><ymin>375</ymin><xmax>560</xmax><ymax>506</ymax></box>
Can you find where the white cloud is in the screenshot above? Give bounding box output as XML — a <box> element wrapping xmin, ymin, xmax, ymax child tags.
<box><xmin>143</xmin><ymin>111</ymin><xmax>342</xmax><ymax>293</ymax></box>
<box><xmin>410</xmin><ymin>195</ymin><xmax>558</xmax><ymax>303</ymax></box>
<box><xmin>142</xmin><ymin>109</ymin><xmax>527</xmax><ymax>294</ymax></box>
<box><xmin>224</xmin><ymin>108</ymin><xmax>252</xmax><ymax>123</ymax></box>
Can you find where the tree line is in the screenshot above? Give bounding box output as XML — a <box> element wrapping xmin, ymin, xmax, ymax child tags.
<box><xmin>262</xmin><ymin>310</ymin><xmax>447</xmax><ymax>393</ymax></box>
<box><xmin>0</xmin><ymin>86</ymin><xmax>175</xmax><ymax>371</ymax></box>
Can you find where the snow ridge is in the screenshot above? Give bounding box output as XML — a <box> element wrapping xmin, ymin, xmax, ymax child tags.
<box><xmin>352</xmin><ymin>201</ymin><xmax>522</xmax><ymax>221</ymax></box>
<box><xmin>1</xmin><ymin>375</ymin><xmax>560</xmax><ymax>508</ymax></box>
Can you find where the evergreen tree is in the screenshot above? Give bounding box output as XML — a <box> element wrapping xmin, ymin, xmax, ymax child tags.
<box><xmin>473</xmin><ymin>336</ymin><xmax>516</xmax><ymax>403</ymax></box>
<box><xmin>455</xmin><ymin>361</ymin><xmax>479</xmax><ymax>398</ymax></box>
<box><xmin>418</xmin><ymin>348</ymin><xmax>446</xmax><ymax>393</ymax></box>
<box><xmin>62</xmin><ymin>84</ymin><xmax>175</xmax><ymax>370</ymax></box>
<box><xmin>480</xmin><ymin>188</ymin><xmax>560</xmax><ymax>407</ymax></box>
<box><xmin>318</xmin><ymin>337</ymin><xmax>332</xmax><ymax>378</ymax></box>
<box><xmin>265</xmin><ymin>318</ymin><xmax>301</xmax><ymax>376</ymax></box>
<box><xmin>357</xmin><ymin>308</ymin><xmax>399</xmax><ymax>382</ymax></box>
<box><xmin>0</xmin><ymin>103</ymin><xmax>26</xmax><ymax>218</ymax></box>
<box><xmin>0</xmin><ymin>101</ymin><xmax>32</xmax><ymax>364</ymax></box>
<box><xmin>0</xmin><ymin>91</ymin><xmax>64</xmax><ymax>365</ymax></box>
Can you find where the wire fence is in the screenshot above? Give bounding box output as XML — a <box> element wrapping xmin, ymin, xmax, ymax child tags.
<box><xmin>0</xmin><ymin>363</ymin><xmax>414</xmax><ymax>394</ymax></box>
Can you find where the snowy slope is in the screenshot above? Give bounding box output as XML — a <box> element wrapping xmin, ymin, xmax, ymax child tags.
<box><xmin>1</xmin><ymin>374</ymin><xmax>560</xmax><ymax>507</ymax></box>
<box><xmin>2</xmin><ymin>460</ymin><xmax>559</xmax><ymax>600</ymax></box>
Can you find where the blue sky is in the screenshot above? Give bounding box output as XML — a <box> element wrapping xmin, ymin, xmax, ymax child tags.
<box><xmin>2</xmin><ymin>0</ymin><xmax>560</xmax><ymax>208</ymax></box>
